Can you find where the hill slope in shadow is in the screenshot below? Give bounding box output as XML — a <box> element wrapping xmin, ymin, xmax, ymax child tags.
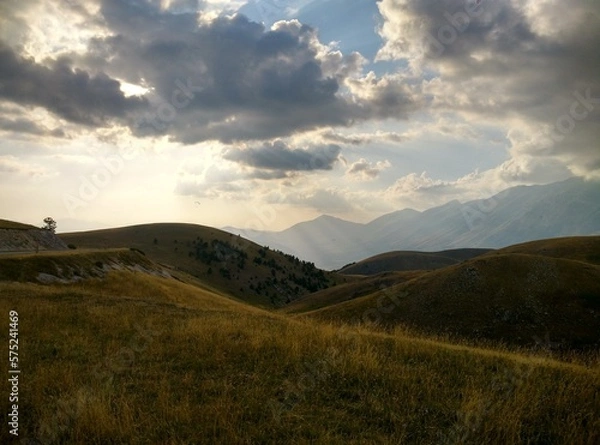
<box><xmin>61</xmin><ymin>223</ymin><xmax>342</xmax><ymax>307</ymax></box>
<box><xmin>339</xmin><ymin>248</ymin><xmax>490</xmax><ymax>275</ymax></box>
<box><xmin>292</xmin><ymin>237</ymin><xmax>600</xmax><ymax>350</ymax></box>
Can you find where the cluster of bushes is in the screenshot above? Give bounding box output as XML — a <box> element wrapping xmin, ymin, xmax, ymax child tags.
<box><xmin>188</xmin><ymin>238</ymin><xmax>248</xmax><ymax>270</ymax></box>
<box><xmin>184</xmin><ymin>236</ymin><xmax>331</xmax><ymax>304</ymax></box>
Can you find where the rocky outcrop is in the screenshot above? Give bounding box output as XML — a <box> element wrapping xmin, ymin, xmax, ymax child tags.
<box><xmin>0</xmin><ymin>229</ymin><xmax>68</xmax><ymax>253</ymax></box>
<box><xmin>0</xmin><ymin>249</ymin><xmax>171</xmax><ymax>283</ymax></box>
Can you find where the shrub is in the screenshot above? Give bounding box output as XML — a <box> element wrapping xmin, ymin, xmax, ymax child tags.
<box><xmin>130</xmin><ymin>247</ymin><xmax>146</xmax><ymax>256</ymax></box>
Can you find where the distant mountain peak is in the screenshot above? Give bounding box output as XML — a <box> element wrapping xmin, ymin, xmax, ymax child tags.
<box><xmin>236</xmin><ymin>179</ymin><xmax>600</xmax><ymax>269</ymax></box>
<box><xmin>314</xmin><ymin>214</ymin><xmax>353</xmax><ymax>223</ymax></box>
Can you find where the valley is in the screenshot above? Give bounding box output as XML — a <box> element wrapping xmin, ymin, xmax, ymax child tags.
<box><xmin>1</xmin><ymin>220</ymin><xmax>599</xmax><ymax>444</ymax></box>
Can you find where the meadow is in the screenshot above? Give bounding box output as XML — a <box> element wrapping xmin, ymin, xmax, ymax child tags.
<box><xmin>1</xmin><ymin>270</ymin><xmax>598</xmax><ymax>444</ymax></box>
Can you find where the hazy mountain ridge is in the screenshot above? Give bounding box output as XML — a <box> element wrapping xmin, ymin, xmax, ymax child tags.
<box><xmin>231</xmin><ymin>178</ymin><xmax>600</xmax><ymax>269</ymax></box>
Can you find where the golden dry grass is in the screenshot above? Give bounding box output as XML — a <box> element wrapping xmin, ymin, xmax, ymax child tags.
<box><xmin>1</xmin><ymin>271</ymin><xmax>598</xmax><ymax>444</ymax></box>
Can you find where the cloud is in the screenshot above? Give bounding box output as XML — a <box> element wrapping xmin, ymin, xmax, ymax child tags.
<box><xmin>0</xmin><ymin>155</ymin><xmax>52</xmax><ymax>178</ymax></box>
<box><xmin>277</xmin><ymin>187</ymin><xmax>356</xmax><ymax>214</ymax></box>
<box><xmin>376</xmin><ymin>0</ymin><xmax>600</xmax><ymax>179</ymax></box>
<box><xmin>176</xmin><ymin>179</ymin><xmax>246</xmax><ymax>199</ymax></box>
<box><xmin>0</xmin><ymin>41</ymin><xmax>147</xmax><ymax>127</ymax></box>
<box><xmin>0</xmin><ymin>115</ymin><xmax>65</xmax><ymax>138</ymax></box>
<box><xmin>82</xmin><ymin>3</ymin><xmax>418</xmax><ymax>143</ymax></box>
<box><xmin>223</xmin><ymin>140</ymin><xmax>341</xmax><ymax>172</ymax></box>
<box><xmin>0</xmin><ymin>1</ymin><xmax>422</xmax><ymax>145</ymax></box>
<box><xmin>322</xmin><ymin>130</ymin><xmax>408</xmax><ymax>145</ymax></box>
<box><xmin>384</xmin><ymin>156</ymin><xmax>575</xmax><ymax>210</ymax></box>
<box><xmin>346</xmin><ymin>158</ymin><xmax>391</xmax><ymax>180</ymax></box>
<box><xmin>386</xmin><ymin>171</ymin><xmax>457</xmax><ymax>198</ymax></box>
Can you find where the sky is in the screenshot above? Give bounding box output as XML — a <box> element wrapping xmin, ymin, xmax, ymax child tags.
<box><xmin>0</xmin><ymin>0</ymin><xmax>599</xmax><ymax>233</ymax></box>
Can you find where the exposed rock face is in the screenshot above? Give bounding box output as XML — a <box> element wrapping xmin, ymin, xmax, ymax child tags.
<box><xmin>0</xmin><ymin>229</ymin><xmax>69</xmax><ymax>252</ymax></box>
<box><xmin>34</xmin><ymin>257</ymin><xmax>171</xmax><ymax>284</ymax></box>
<box><xmin>0</xmin><ymin>249</ymin><xmax>171</xmax><ymax>284</ymax></box>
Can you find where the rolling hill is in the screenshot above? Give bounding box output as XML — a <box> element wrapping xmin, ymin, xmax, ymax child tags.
<box><xmin>60</xmin><ymin>223</ymin><xmax>342</xmax><ymax>308</ymax></box>
<box><xmin>0</xmin><ymin>219</ymin><xmax>37</xmax><ymax>230</ymax></box>
<box><xmin>289</xmin><ymin>237</ymin><xmax>600</xmax><ymax>351</ymax></box>
<box><xmin>338</xmin><ymin>248</ymin><xmax>490</xmax><ymax>275</ymax></box>
<box><xmin>482</xmin><ymin>236</ymin><xmax>600</xmax><ymax>265</ymax></box>
<box><xmin>282</xmin><ymin>270</ymin><xmax>426</xmax><ymax>314</ymax></box>
<box><xmin>1</xmin><ymin>250</ymin><xmax>598</xmax><ymax>444</ymax></box>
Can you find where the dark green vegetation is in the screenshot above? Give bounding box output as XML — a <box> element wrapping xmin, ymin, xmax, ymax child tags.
<box><xmin>61</xmin><ymin>223</ymin><xmax>341</xmax><ymax>307</ymax></box>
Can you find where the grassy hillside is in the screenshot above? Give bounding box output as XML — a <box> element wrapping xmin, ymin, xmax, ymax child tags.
<box><xmin>299</xmin><ymin>253</ymin><xmax>600</xmax><ymax>350</ymax></box>
<box><xmin>0</xmin><ymin>219</ymin><xmax>37</xmax><ymax>230</ymax></box>
<box><xmin>61</xmin><ymin>223</ymin><xmax>342</xmax><ymax>308</ymax></box>
<box><xmin>1</xmin><ymin>269</ymin><xmax>598</xmax><ymax>444</ymax></box>
<box><xmin>282</xmin><ymin>271</ymin><xmax>425</xmax><ymax>314</ymax></box>
<box><xmin>338</xmin><ymin>248</ymin><xmax>489</xmax><ymax>275</ymax></box>
<box><xmin>484</xmin><ymin>236</ymin><xmax>600</xmax><ymax>265</ymax></box>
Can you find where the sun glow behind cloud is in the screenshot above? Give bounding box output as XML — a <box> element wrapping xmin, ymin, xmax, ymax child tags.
<box><xmin>0</xmin><ymin>0</ymin><xmax>598</xmax><ymax>232</ymax></box>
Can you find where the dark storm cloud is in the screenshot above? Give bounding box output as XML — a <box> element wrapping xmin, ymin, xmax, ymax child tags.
<box><xmin>379</xmin><ymin>0</ymin><xmax>600</xmax><ymax>113</ymax></box>
<box><xmin>0</xmin><ymin>0</ymin><xmax>419</xmax><ymax>143</ymax></box>
<box><xmin>80</xmin><ymin>1</ymin><xmax>418</xmax><ymax>143</ymax></box>
<box><xmin>98</xmin><ymin>0</ymin><xmax>204</xmax><ymax>39</ymax></box>
<box><xmin>223</xmin><ymin>141</ymin><xmax>341</xmax><ymax>171</ymax></box>
<box><xmin>0</xmin><ymin>42</ymin><xmax>147</xmax><ymax>127</ymax></box>
<box><xmin>377</xmin><ymin>0</ymin><xmax>600</xmax><ymax>177</ymax></box>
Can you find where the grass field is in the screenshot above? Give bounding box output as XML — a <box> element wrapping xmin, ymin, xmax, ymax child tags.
<box><xmin>1</xmin><ymin>270</ymin><xmax>599</xmax><ymax>444</ymax></box>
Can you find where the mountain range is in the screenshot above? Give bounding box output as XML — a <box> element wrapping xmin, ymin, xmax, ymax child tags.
<box><xmin>226</xmin><ymin>178</ymin><xmax>600</xmax><ymax>270</ymax></box>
